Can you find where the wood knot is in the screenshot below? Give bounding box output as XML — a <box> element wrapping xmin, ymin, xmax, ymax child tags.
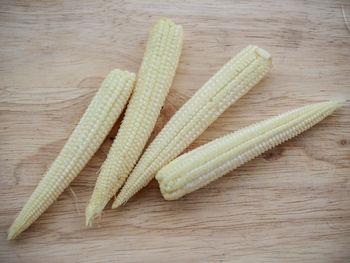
<box><xmin>339</xmin><ymin>139</ymin><xmax>347</xmax><ymax>146</ymax></box>
<box><xmin>262</xmin><ymin>147</ymin><xmax>283</xmax><ymax>161</ymax></box>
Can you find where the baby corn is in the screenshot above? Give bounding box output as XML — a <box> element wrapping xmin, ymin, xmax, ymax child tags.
<box><xmin>8</xmin><ymin>69</ymin><xmax>135</xmax><ymax>239</ymax></box>
<box><xmin>156</xmin><ymin>100</ymin><xmax>342</xmax><ymax>200</ymax></box>
<box><xmin>86</xmin><ymin>17</ymin><xmax>183</xmax><ymax>224</ymax></box>
<box><xmin>113</xmin><ymin>45</ymin><xmax>272</xmax><ymax>208</ymax></box>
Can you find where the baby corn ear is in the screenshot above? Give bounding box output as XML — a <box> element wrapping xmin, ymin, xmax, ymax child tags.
<box><xmin>156</xmin><ymin>100</ymin><xmax>343</xmax><ymax>200</ymax></box>
<box><xmin>113</xmin><ymin>45</ymin><xmax>272</xmax><ymax>208</ymax></box>
<box><xmin>8</xmin><ymin>69</ymin><xmax>135</xmax><ymax>240</ymax></box>
<box><xmin>86</xmin><ymin>17</ymin><xmax>183</xmax><ymax>224</ymax></box>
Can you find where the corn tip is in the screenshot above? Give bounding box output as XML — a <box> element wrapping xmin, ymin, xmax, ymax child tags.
<box><xmin>157</xmin><ymin>16</ymin><xmax>173</xmax><ymax>24</ymax></box>
<box><xmin>255</xmin><ymin>47</ymin><xmax>272</xmax><ymax>61</ymax></box>
<box><xmin>333</xmin><ymin>99</ymin><xmax>346</xmax><ymax>107</ymax></box>
<box><xmin>7</xmin><ymin>227</ymin><xmax>16</xmax><ymax>241</ymax></box>
<box><xmin>85</xmin><ymin>204</ymin><xmax>101</xmax><ymax>226</ymax></box>
<box><xmin>111</xmin><ymin>198</ymin><xmax>123</xmax><ymax>209</ymax></box>
<box><xmin>318</xmin><ymin>99</ymin><xmax>344</xmax><ymax>111</ymax></box>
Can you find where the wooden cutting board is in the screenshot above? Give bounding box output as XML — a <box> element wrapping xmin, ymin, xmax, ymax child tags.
<box><xmin>1</xmin><ymin>0</ymin><xmax>349</xmax><ymax>262</ymax></box>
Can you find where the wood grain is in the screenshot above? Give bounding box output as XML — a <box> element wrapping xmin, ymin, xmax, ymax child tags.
<box><xmin>0</xmin><ymin>0</ymin><xmax>349</xmax><ymax>262</ymax></box>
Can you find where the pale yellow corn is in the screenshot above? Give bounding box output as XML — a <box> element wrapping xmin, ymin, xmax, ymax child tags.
<box><xmin>113</xmin><ymin>45</ymin><xmax>272</xmax><ymax>208</ymax></box>
<box><xmin>8</xmin><ymin>69</ymin><xmax>135</xmax><ymax>240</ymax></box>
<box><xmin>156</xmin><ymin>100</ymin><xmax>342</xmax><ymax>200</ymax></box>
<box><xmin>85</xmin><ymin>17</ymin><xmax>183</xmax><ymax>224</ymax></box>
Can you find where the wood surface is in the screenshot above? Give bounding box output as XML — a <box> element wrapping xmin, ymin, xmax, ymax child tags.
<box><xmin>0</xmin><ymin>0</ymin><xmax>349</xmax><ymax>262</ymax></box>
